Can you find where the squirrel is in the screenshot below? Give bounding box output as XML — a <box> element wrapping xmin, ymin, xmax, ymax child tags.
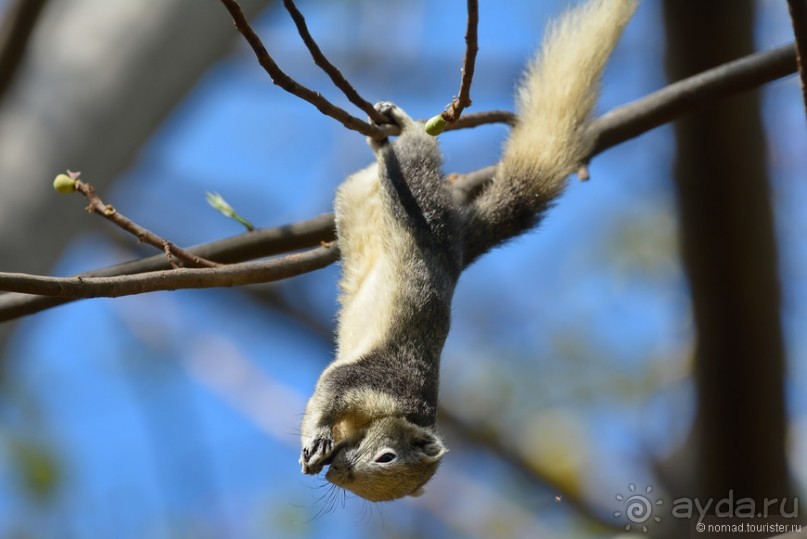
<box><xmin>300</xmin><ymin>0</ymin><xmax>637</xmax><ymax>502</ymax></box>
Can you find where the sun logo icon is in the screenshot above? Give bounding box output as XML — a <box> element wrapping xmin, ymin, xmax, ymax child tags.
<box><xmin>613</xmin><ymin>483</ymin><xmax>663</xmax><ymax>533</ymax></box>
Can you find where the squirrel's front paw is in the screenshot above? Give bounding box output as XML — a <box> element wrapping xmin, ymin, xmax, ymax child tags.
<box><xmin>367</xmin><ymin>102</ymin><xmax>417</xmax><ymax>151</ymax></box>
<box><xmin>300</xmin><ymin>428</ymin><xmax>334</xmax><ymax>475</ymax></box>
<box><xmin>372</xmin><ymin>101</ymin><xmax>415</xmax><ymax>130</ymax></box>
<box><xmin>373</xmin><ymin>101</ymin><xmax>396</xmax><ymax>120</ymax></box>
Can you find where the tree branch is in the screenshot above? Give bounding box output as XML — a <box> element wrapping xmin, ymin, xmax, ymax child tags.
<box><xmin>281</xmin><ymin>0</ymin><xmax>387</xmax><ymax>125</ymax></box>
<box><xmin>587</xmin><ymin>43</ymin><xmax>797</xmax><ymax>156</ymax></box>
<box><xmin>787</xmin><ymin>0</ymin><xmax>807</xmax><ymax>117</ymax></box>
<box><xmin>445</xmin><ymin>109</ymin><xmax>515</xmax><ymax>131</ymax></box>
<box><xmin>0</xmin><ymin>213</ymin><xmax>335</xmax><ymax>322</ymax></box>
<box><xmin>0</xmin><ymin>245</ymin><xmax>338</xmax><ymax>299</ymax></box>
<box><xmin>0</xmin><ymin>44</ymin><xmax>797</xmax><ymax>322</ymax></box>
<box><xmin>451</xmin><ymin>43</ymin><xmax>797</xmax><ymax>196</ymax></box>
<box><xmin>442</xmin><ymin>0</ymin><xmax>479</xmax><ymax>125</ymax></box>
<box><xmin>0</xmin><ymin>0</ymin><xmax>48</xmax><ymax>104</ymax></box>
<box><xmin>69</xmin><ymin>176</ymin><xmax>220</xmax><ymax>269</ymax></box>
<box><xmin>439</xmin><ymin>410</ymin><xmax>621</xmax><ymax>531</ymax></box>
<box><xmin>217</xmin><ymin>0</ymin><xmax>390</xmax><ymax>139</ymax></box>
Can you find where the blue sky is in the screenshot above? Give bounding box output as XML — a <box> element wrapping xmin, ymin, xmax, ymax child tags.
<box><xmin>1</xmin><ymin>1</ymin><xmax>805</xmax><ymax>538</ymax></box>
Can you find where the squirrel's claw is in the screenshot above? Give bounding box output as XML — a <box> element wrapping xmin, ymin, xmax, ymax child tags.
<box><xmin>300</xmin><ymin>429</ymin><xmax>334</xmax><ymax>475</ymax></box>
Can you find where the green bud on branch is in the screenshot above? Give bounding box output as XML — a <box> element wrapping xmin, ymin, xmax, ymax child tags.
<box><xmin>53</xmin><ymin>174</ymin><xmax>76</xmax><ymax>194</ymax></box>
<box><xmin>424</xmin><ymin>115</ymin><xmax>447</xmax><ymax>136</ymax></box>
<box><xmin>206</xmin><ymin>192</ymin><xmax>255</xmax><ymax>231</ymax></box>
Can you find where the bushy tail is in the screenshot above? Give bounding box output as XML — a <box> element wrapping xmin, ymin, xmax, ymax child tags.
<box><xmin>462</xmin><ymin>0</ymin><xmax>637</xmax><ymax>265</ymax></box>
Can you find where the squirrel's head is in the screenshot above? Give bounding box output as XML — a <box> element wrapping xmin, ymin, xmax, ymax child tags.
<box><xmin>325</xmin><ymin>416</ymin><xmax>447</xmax><ymax>502</ymax></box>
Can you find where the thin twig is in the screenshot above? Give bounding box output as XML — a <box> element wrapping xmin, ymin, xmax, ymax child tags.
<box><xmin>0</xmin><ymin>44</ymin><xmax>797</xmax><ymax>321</ymax></box>
<box><xmin>444</xmin><ymin>110</ymin><xmax>516</xmax><ymax>131</ymax></box>
<box><xmin>217</xmin><ymin>0</ymin><xmax>387</xmax><ymax>139</ymax></box>
<box><xmin>442</xmin><ymin>0</ymin><xmax>479</xmax><ymax>125</ymax></box>
<box><xmin>787</xmin><ymin>0</ymin><xmax>807</xmax><ymax>118</ymax></box>
<box><xmin>0</xmin><ymin>245</ymin><xmax>338</xmax><ymax>298</ymax></box>
<box><xmin>282</xmin><ymin>0</ymin><xmax>387</xmax><ymax>125</ymax></box>
<box><xmin>0</xmin><ymin>0</ymin><xmax>48</xmax><ymax>104</ymax></box>
<box><xmin>74</xmin><ymin>178</ymin><xmax>220</xmax><ymax>269</ymax></box>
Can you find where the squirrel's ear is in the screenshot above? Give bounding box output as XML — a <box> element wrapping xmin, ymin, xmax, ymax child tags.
<box><xmin>414</xmin><ymin>433</ymin><xmax>448</xmax><ymax>461</ymax></box>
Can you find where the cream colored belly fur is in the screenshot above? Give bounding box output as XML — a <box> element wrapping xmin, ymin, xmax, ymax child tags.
<box><xmin>333</xmin><ymin>163</ymin><xmax>413</xmax><ymax>365</ymax></box>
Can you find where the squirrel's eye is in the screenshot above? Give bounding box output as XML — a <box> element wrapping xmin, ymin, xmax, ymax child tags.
<box><xmin>375</xmin><ymin>452</ymin><xmax>396</xmax><ymax>463</ymax></box>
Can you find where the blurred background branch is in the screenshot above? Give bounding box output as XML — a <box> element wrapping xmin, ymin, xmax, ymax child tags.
<box><xmin>786</xmin><ymin>0</ymin><xmax>807</xmax><ymax>114</ymax></box>
<box><xmin>659</xmin><ymin>1</ymin><xmax>793</xmax><ymax>535</ymax></box>
<box><xmin>0</xmin><ymin>0</ymin><xmax>48</xmax><ymax>104</ymax></box>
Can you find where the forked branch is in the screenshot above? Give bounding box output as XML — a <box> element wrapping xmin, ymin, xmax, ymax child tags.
<box><xmin>77</xmin><ymin>177</ymin><xmax>219</xmax><ymax>269</ymax></box>
<box><xmin>217</xmin><ymin>0</ymin><xmax>390</xmax><ymax>138</ymax></box>
<box><xmin>281</xmin><ymin>0</ymin><xmax>387</xmax><ymax>125</ymax></box>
